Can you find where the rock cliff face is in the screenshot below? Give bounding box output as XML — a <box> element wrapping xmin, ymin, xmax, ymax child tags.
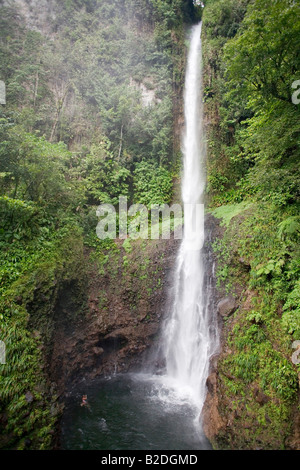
<box><xmin>4</xmin><ymin>0</ymin><xmax>56</xmax><ymax>35</ymax></box>
<box><xmin>47</xmin><ymin>237</ymin><xmax>180</xmax><ymax>397</ymax></box>
<box><xmin>201</xmin><ymin>214</ymin><xmax>300</xmax><ymax>450</ymax></box>
<box><xmin>202</xmin><ymin>301</ymin><xmax>300</xmax><ymax>450</ymax></box>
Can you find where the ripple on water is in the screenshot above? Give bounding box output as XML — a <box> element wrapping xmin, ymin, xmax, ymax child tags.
<box><xmin>60</xmin><ymin>373</ymin><xmax>211</xmax><ymax>451</ymax></box>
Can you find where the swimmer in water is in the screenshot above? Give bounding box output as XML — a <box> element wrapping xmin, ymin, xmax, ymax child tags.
<box><xmin>80</xmin><ymin>395</ymin><xmax>88</xmax><ymax>407</ymax></box>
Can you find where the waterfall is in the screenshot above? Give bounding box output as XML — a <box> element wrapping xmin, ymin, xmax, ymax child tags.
<box><xmin>162</xmin><ymin>22</ymin><xmax>218</xmax><ymax>412</ymax></box>
<box><xmin>61</xmin><ymin>21</ymin><xmax>219</xmax><ymax>451</ymax></box>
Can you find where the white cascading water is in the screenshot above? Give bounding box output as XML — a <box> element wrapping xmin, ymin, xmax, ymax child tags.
<box><xmin>162</xmin><ymin>22</ymin><xmax>217</xmax><ymax>412</ymax></box>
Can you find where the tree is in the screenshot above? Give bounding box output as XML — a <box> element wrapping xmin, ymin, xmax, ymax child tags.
<box><xmin>223</xmin><ymin>0</ymin><xmax>300</xmax><ymax>108</ymax></box>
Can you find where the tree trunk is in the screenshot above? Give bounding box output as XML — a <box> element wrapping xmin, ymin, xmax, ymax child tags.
<box><xmin>118</xmin><ymin>123</ymin><xmax>124</xmax><ymax>161</ymax></box>
<box><xmin>49</xmin><ymin>83</ymin><xmax>70</xmax><ymax>142</ymax></box>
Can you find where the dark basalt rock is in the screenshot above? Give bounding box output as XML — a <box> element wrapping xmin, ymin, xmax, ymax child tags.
<box><xmin>217</xmin><ymin>296</ymin><xmax>237</xmax><ymax>317</ymax></box>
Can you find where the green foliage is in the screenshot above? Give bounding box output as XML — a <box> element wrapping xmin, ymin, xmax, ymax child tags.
<box><xmin>203</xmin><ymin>0</ymin><xmax>300</xmax><ymax>449</ymax></box>
<box><xmin>0</xmin><ymin>122</ymin><xmax>74</xmax><ymax>207</ymax></box>
<box><xmin>0</xmin><ymin>0</ymin><xmax>193</xmax><ymax>450</ymax></box>
<box><xmin>282</xmin><ymin>280</ymin><xmax>300</xmax><ymax>337</ymax></box>
<box><xmin>213</xmin><ymin>204</ymin><xmax>299</xmax><ymax>448</ymax></box>
<box><xmin>0</xmin><ymin>0</ymin><xmax>180</xmax><ymax>164</ymax></box>
<box><xmin>204</xmin><ymin>0</ymin><xmax>300</xmax><ymax>211</ymax></box>
<box><xmin>278</xmin><ymin>216</ymin><xmax>300</xmax><ymax>242</ymax></box>
<box><xmin>0</xmin><ymin>222</ymin><xmax>84</xmax><ymax>449</ymax></box>
<box><xmin>133</xmin><ymin>161</ymin><xmax>173</xmax><ymax>207</ymax></box>
<box><xmin>207</xmin><ymin>170</ymin><xmax>229</xmax><ymax>192</ymax></box>
<box><xmin>82</xmin><ymin>141</ymin><xmax>131</xmax><ymax>205</ymax></box>
<box><xmin>0</xmin><ymin>196</ymin><xmax>41</xmax><ymax>242</ymax></box>
<box><xmin>204</xmin><ymin>0</ymin><xmax>300</xmax><ymax>337</ymax></box>
<box><xmin>218</xmin><ymin>289</ymin><xmax>298</xmax><ymax>446</ymax></box>
<box><xmin>209</xmin><ymin>201</ymin><xmax>252</xmax><ymax>227</ymax></box>
<box><xmin>224</xmin><ymin>0</ymin><xmax>300</xmax><ymax>107</ymax></box>
<box><xmin>0</xmin><ymin>310</ymin><xmax>58</xmax><ymax>449</ymax></box>
<box><xmin>203</xmin><ymin>0</ymin><xmax>248</xmax><ymax>40</ymax></box>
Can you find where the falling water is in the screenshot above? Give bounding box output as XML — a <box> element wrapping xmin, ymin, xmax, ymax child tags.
<box><xmin>162</xmin><ymin>22</ymin><xmax>218</xmax><ymax>412</ymax></box>
<box><xmin>61</xmin><ymin>22</ymin><xmax>218</xmax><ymax>451</ymax></box>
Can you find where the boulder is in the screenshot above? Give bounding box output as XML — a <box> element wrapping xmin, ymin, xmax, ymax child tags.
<box><xmin>92</xmin><ymin>347</ymin><xmax>104</xmax><ymax>356</ymax></box>
<box><xmin>206</xmin><ymin>372</ymin><xmax>217</xmax><ymax>394</ymax></box>
<box><xmin>217</xmin><ymin>296</ymin><xmax>237</xmax><ymax>317</ymax></box>
<box><xmin>25</xmin><ymin>391</ymin><xmax>34</xmax><ymax>403</ymax></box>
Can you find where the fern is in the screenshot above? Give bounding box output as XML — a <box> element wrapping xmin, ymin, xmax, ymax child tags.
<box><xmin>278</xmin><ymin>216</ymin><xmax>300</xmax><ymax>241</ymax></box>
